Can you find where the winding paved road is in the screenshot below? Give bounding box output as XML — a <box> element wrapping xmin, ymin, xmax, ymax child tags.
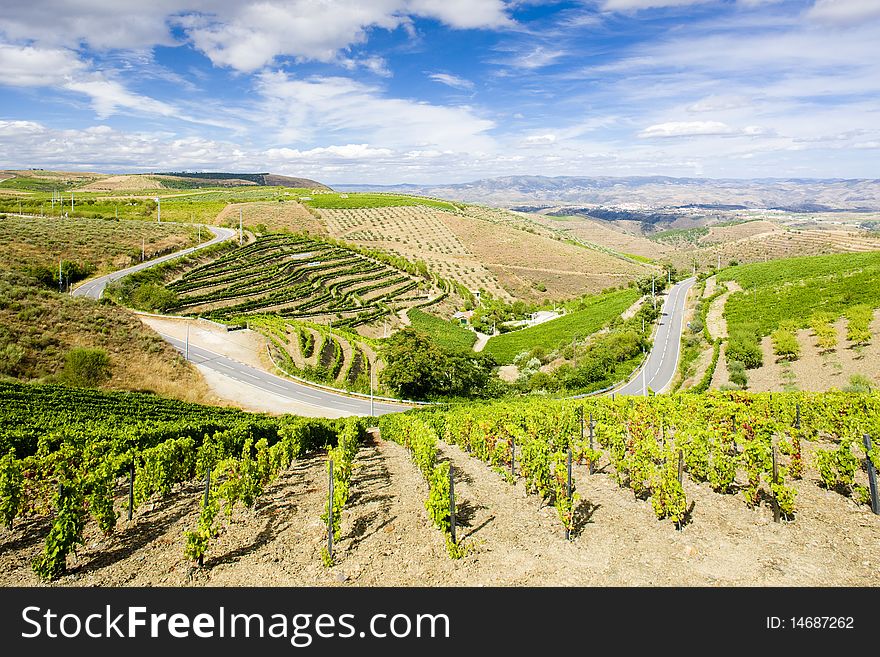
<box><xmin>614</xmin><ymin>277</ymin><xmax>696</xmax><ymax>396</ymax></box>
<box><xmin>70</xmin><ymin>224</ymin><xmax>410</xmax><ymax>416</ymax></box>
<box><xmin>71</xmin><ymin>226</ymin><xmax>237</xmax><ymax>300</ymax></box>
<box><xmin>159</xmin><ymin>334</ymin><xmax>410</xmax><ymax>416</ymax></box>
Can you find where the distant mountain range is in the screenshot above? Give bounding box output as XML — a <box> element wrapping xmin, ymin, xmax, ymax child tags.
<box><xmin>334</xmin><ymin>176</ymin><xmax>880</xmax><ymax>211</ymax></box>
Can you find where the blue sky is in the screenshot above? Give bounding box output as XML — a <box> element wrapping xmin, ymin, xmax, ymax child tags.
<box><xmin>0</xmin><ymin>0</ymin><xmax>878</xmax><ymax>184</ymax></box>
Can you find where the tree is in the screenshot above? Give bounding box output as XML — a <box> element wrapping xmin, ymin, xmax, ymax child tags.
<box><xmin>379</xmin><ymin>328</ymin><xmax>496</xmax><ymax>400</ymax></box>
<box><xmin>379</xmin><ymin>329</ymin><xmax>441</xmax><ymax>399</ymax></box>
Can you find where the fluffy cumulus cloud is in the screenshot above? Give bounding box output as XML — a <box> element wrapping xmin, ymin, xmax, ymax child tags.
<box><xmin>0</xmin><ymin>44</ymin><xmax>86</xmax><ymax>86</ymax></box>
<box><xmin>254</xmin><ymin>71</ymin><xmax>496</xmax><ymax>153</ymax></box>
<box><xmin>1</xmin><ymin>1</ymin><xmax>513</xmax><ymax>72</ymax></box>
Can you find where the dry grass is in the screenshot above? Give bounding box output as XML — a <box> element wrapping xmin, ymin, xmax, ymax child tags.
<box><xmin>0</xmin><ymin>215</ymin><xmax>196</xmax><ymax>274</ymax></box>
<box><xmin>534</xmin><ymin>215</ymin><xmax>676</xmax><ymax>260</ymax></box>
<box><xmin>0</xmin><ymin>271</ymin><xmax>213</xmax><ymax>404</ymax></box>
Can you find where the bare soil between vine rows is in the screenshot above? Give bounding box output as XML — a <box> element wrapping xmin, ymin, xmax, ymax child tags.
<box><xmin>1</xmin><ymin>435</ymin><xmax>878</xmax><ymax>587</ymax></box>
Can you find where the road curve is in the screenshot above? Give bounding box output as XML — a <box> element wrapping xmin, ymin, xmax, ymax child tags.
<box><xmin>159</xmin><ymin>333</ymin><xmax>410</xmax><ymax>417</ymax></box>
<box><xmin>614</xmin><ymin>277</ymin><xmax>696</xmax><ymax>396</ymax></box>
<box><xmin>68</xmin><ymin>224</ymin><xmax>410</xmax><ymax>416</ymax></box>
<box><xmin>71</xmin><ymin>226</ymin><xmax>237</xmax><ymax>300</ymax></box>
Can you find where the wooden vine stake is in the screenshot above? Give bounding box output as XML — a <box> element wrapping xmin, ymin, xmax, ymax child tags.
<box><xmin>677</xmin><ymin>450</ymin><xmax>684</xmax><ymax>531</ymax></box>
<box><xmin>510</xmin><ymin>435</ymin><xmax>515</xmax><ymax>478</ymax></box>
<box><xmin>589</xmin><ymin>412</ymin><xmax>595</xmax><ymax>475</ymax></box>
<box><xmin>771</xmin><ymin>446</ymin><xmax>780</xmax><ymax>523</ymax></box>
<box><xmin>327</xmin><ymin>458</ymin><xmax>334</xmax><ymax>563</ymax></box>
<box><xmin>127</xmin><ymin>463</ymin><xmax>134</xmax><ymax>522</ymax></box>
<box><xmin>863</xmin><ymin>435</ymin><xmax>880</xmax><ymax>515</ymax></box>
<box><xmin>565</xmin><ymin>447</ymin><xmax>573</xmax><ymax>541</ymax></box>
<box><xmin>199</xmin><ymin>469</ymin><xmax>211</xmax><ymax>567</ymax></box>
<box><xmin>449</xmin><ymin>465</ymin><xmax>456</xmax><ymax>546</ymax></box>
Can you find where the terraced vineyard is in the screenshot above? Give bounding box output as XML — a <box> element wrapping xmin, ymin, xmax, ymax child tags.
<box><xmin>319</xmin><ymin>205</ymin><xmax>653</xmax><ymax>302</ymax></box>
<box><xmin>320</xmin><ymin>205</ymin><xmax>512</xmax><ymax>300</ymax></box>
<box><xmin>247</xmin><ymin>315</ymin><xmax>380</xmax><ymax>394</ymax></box>
<box><xmin>669</xmin><ymin>227</ymin><xmax>880</xmax><ymax>270</ymax></box>
<box><xmin>167</xmin><ymin>233</ymin><xmax>440</xmax><ymax>330</ymax></box>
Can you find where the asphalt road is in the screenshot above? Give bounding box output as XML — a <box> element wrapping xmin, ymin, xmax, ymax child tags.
<box><xmin>159</xmin><ymin>333</ymin><xmax>411</xmax><ymax>416</ymax></box>
<box><xmin>71</xmin><ymin>226</ymin><xmax>238</xmax><ymax>300</ymax></box>
<box><xmin>614</xmin><ymin>276</ymin><xmax>696</xmax><ymax>396</ymax></box>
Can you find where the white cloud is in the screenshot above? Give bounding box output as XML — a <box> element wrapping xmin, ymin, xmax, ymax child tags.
<box><xmin>0</xmin><ymin>43</ymin><xmax>178</xmax><ymax>119</ymax></box>
<box><xmin>508</xmin><ymin>46</ymin><xmax>566</xmax><ymax>69</ymax></box>
<box><xmin>428</xmin><ymin>72</ymin><xmax>475</xmax><ymax>90</ymax></box>
<box><xmin>181</xmin><ymin>0</ymin><xmax>513</xmax><ymax>72</ymax></box>
<box><xmin>0</xmin><ymin>44</ymin><xmax>86</xmax><ymax>86</ymax></box>
<box><xmin>523</xmin><ymin>133</ymin><xmax>557</xmax><ymax>145</ymax></box>
<box><xmin>601</xmin><ymin>0</ymin><xmax>711</xmax><ymax>11</ymax></box>
<box><xmin>808</xmin><ymin>0</ymin><xmax>880</xmax><ymax>25</ymax></box>
<box><xmin>267</xmin><ymin>144</ymin><xmax>395</xmax><ymax>160</ymax></box>
<box><xmin>1</xmin><ymin>1</ymin><xmax>514</xmax><ymax>74</ymax></box>
<box><xmin>407</xmin><ymin>0</ymin><xmax>513</xmax><ymax>29</ymax></box>
<box><xmin>639</xmin><ymin>121</ymin><xmax>734</xmax><ymax>138</ymax></box>
<box><xmin>255</xmin><ymin>71</ymin><xmax>496</xmax><ymax>152</ymax></box>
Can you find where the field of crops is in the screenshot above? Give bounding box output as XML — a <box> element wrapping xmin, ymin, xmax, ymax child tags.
<box><xmin>483</xmin><ymin>287</ymin><xmax>641</xmax><ymax>363</ymax></box>
<box><xmin>719</xmin><ymin>251</ymin><xmax>880</xmax><ymax>338</ymax></box>
<box><xmin>408</xmin><ymin>309</ymin><xmax>477</xmax><ymax>352</ymax></box>
<box><xmin>166</xmin><ymin>233</ymin><xmax>438</xmax><ymax>330</ymax></box>
<box><xmin>319</xmin><ymin>205</ymin><xmax>510</xmax><ymax>300</ymax></box>
<box><xmin>0</xmin><ymin>381</ymin><xmax>360</xmax><ymax>580</ymax></box>
<box><xmin>303</xmin><ymin>192</ymin><xmax>458</xmax><ymax>212</ymax></box>
<box><xmin>669</xmin><ymin>227</ymin><xmax>880</xmax><ymax>271</ymax></box>
<box><xmin>383</xmin><ymin>390</ymin><xmax>880</xmax><ymax>539</ymax></box>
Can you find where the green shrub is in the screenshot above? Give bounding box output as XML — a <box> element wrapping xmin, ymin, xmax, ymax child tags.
<box><xmin>726</xmin><ymin>324</ymin><xmax>762</xmax><ymax>369</ymax></box>
<box><xmin>60</xmin><ymin>347</ymin><xmax>111</xmax><ymax>387</ymax></box>
<box><xmin>728</xmin><ymin>360</ymin><xmax>747</xmax><ymax>388</ymax></box>
<box><xmin>771</xmin><ymin>326</ymin><xmax>800</xmax><ymax>361</ymax></box>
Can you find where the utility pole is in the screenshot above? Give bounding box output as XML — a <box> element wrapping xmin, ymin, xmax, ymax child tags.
<box><xmin>70</xmin><ymin>191</ymin><xmax>74</xmax><ymax>214</ymax></box>
<box><xmin>652</xmin><ymin>276</ymin><xmax>656</xmax><ymax>309</ymax></box>
<box><xmin>156</xmin><ymin>196</ymin><xmax>161</xmax><ymax>223</ymax></box>
<box><xmin>142</xmin><ymin>237</ymin><xmax>145</xmax><ymax>262</ymax></box>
